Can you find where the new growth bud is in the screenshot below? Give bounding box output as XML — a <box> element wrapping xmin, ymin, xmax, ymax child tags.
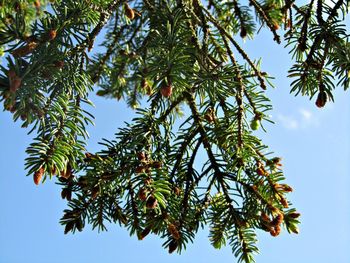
<box><xmin>124</xmin><ymin>3</ymin><xmax>135</xmax><ymax>20</ymax></box>
<box><xmin>138</xmin><ymin>188</ymin><xmax>148</xmax><ymax>201</ymax></box>
<box><xmin>315</xmin><ymin>89</ymin><xmax>327</xmax><ymax>108</ymax></box>
<box><xmin>34</xmin><ymin>167</ymin><xmax>45</xmax><ymax>185</ymax></box>
<box><xmin>250</xmin><ymin>113</ymin><xmax>262</xmax><ymax>130</ymax></box>
<box><xmin>146</xmin><ymin>195</ymin><xmax>158</xmax><ymax>209</ymax></box>
<box><xmin>168</xmin><ymin>223</ymin><xmax>181</xmax><ymax>240</ymax></box>
<box><xmin>168</xmin><ymin>240</ymin><xmax>178</xmax><ymax>254</ymax></box>
<box><xmin>8</xmin><ymin>70</ymin><xmax>22</xmax><ymax>93</ymax></box>
<box><xmin>47</xmin><ymin>29</ymin><xmax>57</xmax><ymax>41</ymax></box>
<box><xmin>160</xmin><ymin>82</ymin><xmax>173</xmax><ymax>98</ymax></box>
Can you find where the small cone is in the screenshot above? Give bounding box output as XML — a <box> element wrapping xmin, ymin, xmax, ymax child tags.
<box><xmin>160</xmin><ymin>83</ymin><xmax>172</xmax><ymax>97</ymax></box>
<box><xmin>124</xmin><ymin>3</ymin><xmax>135</xmax><ymax>20</ymax></box>
<box><xmin>34</xmin><ymin>167</ymin><xmax>45</xmax><ymax>185</ymax></box>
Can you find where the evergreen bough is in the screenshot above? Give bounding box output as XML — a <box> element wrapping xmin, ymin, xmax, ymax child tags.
<box><xmin>1</xmin><ymin>0</ymin><xmax>349</xmax><ymax>262</ymax></box>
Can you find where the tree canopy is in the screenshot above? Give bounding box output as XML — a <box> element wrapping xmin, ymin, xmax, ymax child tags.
<box><xmin>0</xmin><ymin>0</ymin><xmax>349</xmax><ymax>262</ymax></box>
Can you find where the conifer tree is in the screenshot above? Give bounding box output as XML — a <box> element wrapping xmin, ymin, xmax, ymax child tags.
<box><xmin>1</xmin><ymin>0</ymin><xmax>349</xmax><ymax>262</ymax></box>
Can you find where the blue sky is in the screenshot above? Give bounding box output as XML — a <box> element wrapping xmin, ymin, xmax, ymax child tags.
<box><xmin>1</xmin><ymin>24</ymin><xmax>350</xmax><ymax>263</ymax></box>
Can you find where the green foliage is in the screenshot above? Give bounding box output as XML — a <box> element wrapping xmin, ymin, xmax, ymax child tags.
<box><xmin>0</xmin><ymin>0</ymin><xmax>347</xmax><ymax>262</ymax></box>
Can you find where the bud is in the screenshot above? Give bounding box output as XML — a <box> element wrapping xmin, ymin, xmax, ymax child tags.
<box><xmin>54</xmin><ymin>60</ymin><xmax>64</xmax><ymax>69</ymax></box>
<box><xmin>138</xmin><ymin>188</ymin><xmax>148</xmax><ymax>201</ymax></box>
<box><xmin>261</xmin><ymin>213</ymin><xmax>271</xmax><ymax>223</ymax></box>
<box><xmin>91</xmin><ymin>186</ymin><xmax>99</xmax><ymax>199</ymax></box>
<box><xmin>204</xmin><ymin>108</ymin><xmax>215</xmax><ymax>123</ymax></box>
<box><xmin>10</xmin><ymin>76</ymin><xmax>22</xmax><ymax>93</ymax></box>
<box><xmin>283</xmin><ymin>18</ymin><xmax>290</xmax><ymax>28</ymax></box>
<box><xmin>141</xmin><ymin>78</ymin><xmax>152</xmax><ymax>96</ymax></box>
<box><xmin>34</xmin><ymin>167</ymin><xmax>45</xmax><ymax>185</ymax></box>
<box><xmin>240</xmin><ymin>27</ymin><xmax>247</xmax><ymax>38</ymax></box>
<box><xmin>144</xmin><ymin>177</ymin><xmax>152</xmax><ymax>185</ymax></box>
<box><xmin>168</xmin><ymin>240</ymin><xmax>178</xmax><ymax>254</ymax></box>
<box><xmin>269</xmin><ymin>229</ymin><xmax>277</xmax><ymax>237</ymax></box>
<box><xmin>146</xmin><ymin>195</ymin><xmax>158</xmax><ymax>209</ymax></box>
<box><xmin>250</xmin><ymin>118</ymin><xmax>260</xmax><ymax>130</ymax></box>
<box><xmin>168</xmin><ymin>223</ymin><xmax>181</xmax><ymax>240</ymax></box>
<box><xmin>261</xmin><ymin>213</ymin><xmax>272</xmax><ymax>231</ymax></box>
<box><xmin>280</xmin><ymin>197</ymin><xmax>289</xmax><ymax>208</ymax></box>
<box><xmin>160</xmin><ymin>82</ymin><xmax>172</xmax><ymax>98</ymax></box>
<box><xmin>137</xmin><ymin>152</ymin><xmax>146</xmax><ymax>161</ymax></box>
<box><xmin>256</xmin><ymin>167</ymin><xmax>267</xmax><ymax>176</ymax></box>
<box><xmin>174</xmin><ymin>186</ymin><xmax>181</xmax><ymax>196</ymax></box>
<box><xmin>8</xmin><ymin>70</ymin><xmax>22</xmax><ymax>93</ymax></box>
<box><xmin>60</xmin><ymin>165</ymin><xmax>72</xmax><ymax>179</ymax></box>
<box><xmin>145</xmin><ymin>84</ymin><xmax>153</xmax><ymax>96</ymax></box>
<box><xmin>135</xmin><ymin>166</ymin><xmax>145</xmax><ymax>174</ymax></box>
<box><xmin>269</xmin><ymin>205</ymin><xmax>279</xmax><ymax>214</ymax></box>
<box><xmin>315</xmin><ymin>89</ymin><xmax>327</xmax><ymax>108</ymax></box>
<box><xmin>12</xmin><ymin>42</ymin><xmax>38</xmax><ymax>57</ymax></box>
<box><xmin>273</xmin><ymin>213</ymin><xmax>284</xmax><ymax>226</ymax></box>
<box><xmin>124</xmin><ymin>3</ymin><xmax>135</xmax><ymax>20</ymax></box>
<box><xmin>275</xmin><ymin>225</ymin><xmax>281</xmax><ymax>235</ymax></box>
<box><xmin>141</xmin><ymin>78</ymin><xmax>146</xmax><ymax>88</ymax></box>
<box><xmin>138</xmin><ymin>227</ymin><xmax>151</xmax><ymax>240</ymax></box>
<box><xmin>47</xmin><ymin>29</ymin><xmax>57</xmax><ymax>41</ymax></box>
<box><xmin>34</xmin><ymin>0</ymin><xmax>40</xmax><ymax>8</ymax></box>
<box><xmin>204</xmin><ymin>112</ymin><xmax>214</xmax><ymax>123</ymax></box>
<box><xmin>273</xmin><ymin>23</ymin><xmax>280</xmax><ymax>30</ymax></box>
<box><xmin>64</xmin><ymin>221</ymin><xmax>74</xmax><ymax>234</ymax></box>
<box><xmin>269</xmin><ymin>226</ymin><xmax>279</xmax><ymax>237</ymax></box>
<box><xmin>151</xmin><ymin>161</ymin><xmax>162</xmax><ymax>169</ymax></box>
<box><xmin>4</xmin><ymin>101</ymin><xmax>13</xmax><ymax>111</ymax></box>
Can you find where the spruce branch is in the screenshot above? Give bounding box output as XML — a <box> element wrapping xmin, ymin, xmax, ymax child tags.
<box><xmin>185</xmin><ymin>91</ymin><xmax>221</xmax><ymax>174</ymax></box>
<box><xmin>5</xmin><ymin>0</ymin><xmax>350</xmax><ymax>261</ymax></box>
<box><xmin>72</xmin><ymin>0</ymin><xmax>125</xmax><ymax>53</ymax></box>
<box><xmin>169</xmin><ymin>127</ymin><xmax>200</xmax><ymax>182</ymax></box>
<box><xmin>202</xmin><ymin>7</ymin><xmax>267</xmax><ymax>90</ymax></box>
<box><xmin>91</xmin><ymin>22</ymin><xmax>128</xmax><ymax>83</ymax></box>
<box><xmin>248</xmin><ymin>0</ymin><xmax>281</xmax><ymax>43</ymax></box>
<box><xmin>298</xmin><ymin>0</ymin><xmax>315</xmax><ymax>51</ymax></box>
<box><xmin>221</xmin><ymin>35</ymin><xmax>244</xmax><ymax>148</ymax></box>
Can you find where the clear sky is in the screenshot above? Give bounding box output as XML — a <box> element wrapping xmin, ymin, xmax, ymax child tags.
<box><xmin>1</xmin><ymin>23</ymin><xmax>350</xmax><ymax>263</ymax></box>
